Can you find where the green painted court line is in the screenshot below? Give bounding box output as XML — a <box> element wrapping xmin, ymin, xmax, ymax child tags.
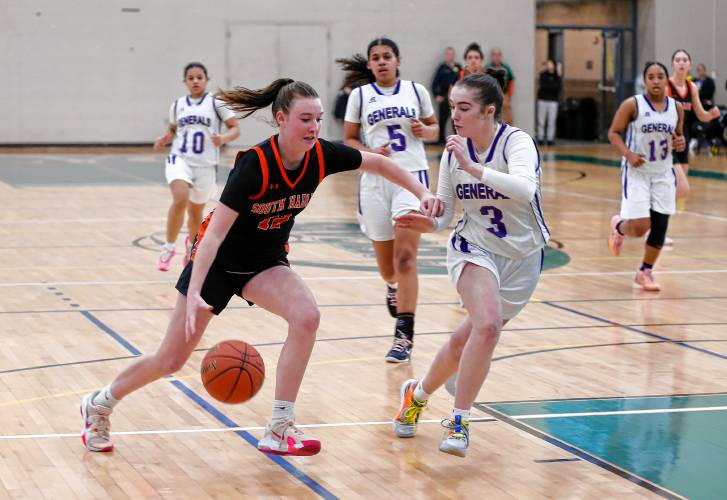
<box><xmin>547</xmin><ymin>153</ymin><xmax>727</xmax><ymax>181</ymax></box>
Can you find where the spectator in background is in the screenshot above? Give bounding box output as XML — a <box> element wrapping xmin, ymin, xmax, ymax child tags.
<box><xmin>694</xmin><ymin>63</ymin><xmax>715</xmax><ymax>108</ymax></box>
<box><xmin>432</xmin><ymin>47</ymin><xmax>462</xmax><ymax>145</ymax></box>
<box><xmin>334</xmin><ymin>85</ymin><xmax>353</xmax><ymax>122</ymax></box>
<box><xmin>460</xmin><ymin>43</ymin><xmax>485</xmax><ymax>78</ymax></box>
<box><xmin>487</xmin><ymin>47</ymin><xmax>515</xmax><ymax>123</ymax></box>
<box><xmin>537</xmin><ymin>59</ymin><xmax>562</xmax><ymax>146</ymax></box>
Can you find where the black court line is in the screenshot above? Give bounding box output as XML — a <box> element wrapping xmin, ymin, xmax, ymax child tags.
<box><xmin>534</xmin><ymin>458</ymin><xmax>581</xmax><ymax>463</ymax></box>
<box><xmin>543</xmin><ymin>301</ymin><xmax>727</xmax><ymax>361</ymax></box>
<box><xmin>473</xmin><ymin>404</ymin><xmax>681</xmax><ymax>500</ymax></box>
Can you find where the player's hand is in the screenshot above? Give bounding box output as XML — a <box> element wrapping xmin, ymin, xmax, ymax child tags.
<box><xmin>626</xmin><ymin>151</ymin><xmax>646</xmax><ymax>167</ymax></box>
<box><xmin>375</xmin><ymin>141</ymin><xmax>392</xmax><ymax>157</ymax></box>
<box><xmin>394</xmin><ymin>213</ymin><xmax>437</xmax><ymax>233</ymax></box>
<box><xmin>709</xmin><ymin>106</ymin><xmax>721</xmax><ymax>120</ymax></box>
<box><xmin>185</xmin><ymin>292</ymin><xmax>213</xmax><ymax>342</ymax></box>
<box><xmin>153</xmin><ymin>137</ymin><xmax>166</xmax><ymax>151</ymax></box>
<box><xmin>446</xmin><ymin>134</ymin><xmax>478</xmax><ymax>173</ymax></box>
<box><xmin>211</xmin><ymin>134</ymin><xmax>224</xmax><ymax>147</ymax></box>
<box><xmin>410</xmin><ymin>118</ymin><xmax>425</xmax><ymax>138</ymax></box>
<box><xmin>419</xmin><ymin>192</ymin><xmax>444</xmax><ymax>217</ymax></box>
<box><xmin>672</xmin><ymin>133</ymin><xmax>686</xmax><ymax>152</ymax></box>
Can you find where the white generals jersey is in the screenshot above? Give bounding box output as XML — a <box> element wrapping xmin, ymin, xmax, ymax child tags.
<box><xmin>345</xmin><ymin>79</ymin><xmax>434</xmax><ymax>172</ymax></box>
<box><xmin>623</xmin><ymin>94</ymin><xmax>678</xmax><ymax>174</ymax></box>
<box><xmin>438</xmin><ymin>123</ymin><xmax>549</xmax><ymax>259</ymax></box>
<box><xmin>168</xmin><ymin>93</ymin><xmax>236</xmax><ymax>167</ymax></box>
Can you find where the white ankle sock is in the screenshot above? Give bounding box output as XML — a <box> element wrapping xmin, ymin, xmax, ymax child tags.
<box><xmin>163</xmin><ymin>242</ymin><xmax>175</xmax><ymax>251</ymax></box>
<box><xmin>270</xmin><ymin>400</ymin><xmax>295</xmax><ymax>426</ymax></box>
<box><xmin>413</xmin><ymin>380</ymin><xmax>430</xmax><ymax>402</ymax></box>
<box><xmin>92</xmin><ymin>385</ymin><xmax>119</xmax><ymax>409</ymax></box>
<box><xmin>452</xmin><ymin>407</ymin><xmax>470</xmax><ymax>422</ymax></box>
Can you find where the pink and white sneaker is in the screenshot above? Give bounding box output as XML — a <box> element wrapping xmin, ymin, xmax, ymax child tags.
<box><xmin>257</xmin><ymin>420</ymin><xmax>321</xmax><ymax>456</ymax></box>
<box><xmin>182</xmin><ymin>235</ymin><xmax>192</xmax><ymax>267</ymax></box>
<box><xmin>157</xmin><ymin>246</ymin><xmax>176</xmax><ymax>272</ymax></box>
<box><xmin>635</xmin><ymin>268</ymin><xmax>660</xmax><ymax>291</ymax></box>
<box><xmin>80</xmin><ymin>391</ymin><xmax>114</xmax><ymax>452</ymax></box>
<box><xmin>608</xmin><ymin>215</ymin><xmax>624</xmax><ymax>256</ymax></box>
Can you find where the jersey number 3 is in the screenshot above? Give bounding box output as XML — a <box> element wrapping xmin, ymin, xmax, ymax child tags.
<box><xmin>480</xmin><ymin>206</ymin><xmax>507</xmax><ymax>238</ymax></box>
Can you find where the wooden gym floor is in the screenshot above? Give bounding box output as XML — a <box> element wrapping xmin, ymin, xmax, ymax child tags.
<box><xmin>0</xmin><ymin>144</ymin><xmax>726</xmax><ymax>499</ymax></box>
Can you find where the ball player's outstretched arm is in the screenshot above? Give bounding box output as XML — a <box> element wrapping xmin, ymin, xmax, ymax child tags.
<box><xmin>185</xmin><ymin>203</ymin><xmax>238</xmax><ymax>341</ymax></box>
<box><xmin>359</xmin><ymin>151</ymin><xmax>443</xmax><ymax>217</ymax></box>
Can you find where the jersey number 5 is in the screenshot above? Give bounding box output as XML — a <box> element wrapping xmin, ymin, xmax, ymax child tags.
<box><xmin>258</xmin><ymin>214</ymin><xmax>291</xmax><ymax>230</ymax></box>
<box><xmin>480</xmin><ymin>206</ymin><xmax>507</xmax><ymax>238</ymax></box>
<box><xmin>387</xmin><ymin>125</ymin><xmax>407</xmax><ymax>152</ymax></box>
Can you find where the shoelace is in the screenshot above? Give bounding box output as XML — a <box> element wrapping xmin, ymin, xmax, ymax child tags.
<box><xmin>441</xmin><ymin>418</ymin><xmax>469</xmax><ymax>441</ymax></box>
<box><xmin>160</xmin><ymin>248</ymin><xmax>174</xmax><ymax>262</ymax></box>
<box><xmin>390</xmin><ymin>335</ymin><xmax>412</xmax><ymax>353</ymax></box>
<box><xmin>89</xmin><ymin>409</ymin><xmax>111</xmax><ymax>440</ymax></box>
<box><xmin>401</xmin><ymin>398</ymin><xmax>426</xmax><ymax>424</ymax></box>
<box><xmin>387</xmin><ymin>287</ymin><xmax>398</xmax><ymax>308</ymax></box>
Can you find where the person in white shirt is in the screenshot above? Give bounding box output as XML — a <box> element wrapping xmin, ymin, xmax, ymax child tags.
<box><xmin>153</xmin><ymin>62</ymin><xmax>240</xmax><ymax>271</ymax></box>
<box><xmin>338</xmin><ymin>38</ymin><xmax>439</xmax><ymax>363</ymax></box>
<box><xmin>391</xmin><ymin>70</ymin><xmax>549</xmax><ymax>458</ymax></box>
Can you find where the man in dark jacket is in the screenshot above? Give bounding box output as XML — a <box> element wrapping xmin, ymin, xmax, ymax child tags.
<box><xmin>537</xmin><ymin>59</ymin><xmax>562</xmax><ymax>146</ymax></box>
<box><xmin>431</xmin><ymin>47</ymin><xmax>461</xmax><ymax>145</ymax></box>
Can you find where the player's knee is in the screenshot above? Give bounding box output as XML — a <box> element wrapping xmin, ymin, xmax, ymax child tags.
<box><xmin>631</xmin><ymin>220</ymin><xmax>651</xmax><ymax>237</ymax></box>
<box><xmin>295</xmin><ymin>305</ymin><xmax>321</xmax><ymax>335</ymax></box>
<box><xmin>646</xmin><ymin>210</ymin><xmax>670</xmax><ymax>249</ymax></box>
<box><xmin>157</xmin><ymin>352</ymin><xmax>189</xmax><ymax>374</ymax></box>
<box><xmin>171</xmin><ymin>197</ymin><xmax>187</xmax><ymax>211</ymax></box>
<box><xmin>393</xmin><ymin>249</ymin><xmax>417</xmax><ymax>274</ymax></box>
<box><xmin>470</xmin><ymin>320</ymin><xmax>501</xmax><ymax>344</ymax></box>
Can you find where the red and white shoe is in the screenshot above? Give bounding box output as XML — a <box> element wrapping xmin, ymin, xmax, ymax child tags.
<box><xmin>257</xmin><ymin>420</ymin><xmax>321</xmax><ymax>456</ymax></box>
<box><xmin>635</xmin><ymin>268</ymin><xmax>660</xmax><ymax>291</ymax></box>
<box><xmin>157</xmin><ymin>246</ymin><xmax>176</xmax><ymax>272</ymax></box>
<box><xmin>608</xmin><ymin>215</ymin><xmax>624</xmax><ymax>256</ymax></box>
<box><xmin>182</xmin><ymin>235</ymin><xmax>192</xmax><ymax>267</ymax></box>
<box><xmin>80</xmin><ymin>391</ymin><xmax>114</xmax><ymax>452</ymax></box>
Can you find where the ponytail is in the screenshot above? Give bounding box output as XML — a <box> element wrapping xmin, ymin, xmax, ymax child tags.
<box><xmin>337</xmin><ymin>36</ymin><xmax>401</xmax><ymax>89</ymax></box>
<box><xmin>216</xmin><ymin>78</ymin><xmax>318</xmax><ymax>120</ymax></box>
<box><xmin>336</xmin><ymin>54</ymin><xmax>375</xmax><ymax>89</ymax></box>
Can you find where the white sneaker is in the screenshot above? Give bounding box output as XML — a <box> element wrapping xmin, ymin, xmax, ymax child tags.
<box><xmin>80</xmin><ymin>391</ymin><xmax>114</xmax><ymax>452</ymax></box>
<box><xmin>438</xmin><ymin>415</ymin><xmax>469</xmax><ymax>458</ymax></box>
<box><xmin>257</xmin><ymin>420</ymin><xmax>321</xmax><ymax>456</ymax></box>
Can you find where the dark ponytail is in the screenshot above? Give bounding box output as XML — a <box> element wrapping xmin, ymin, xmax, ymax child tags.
<box><xmin>216</xmin><ymin>78</ymin><xmax>319</xmax><ymax>120</ymax></box>
<box><xmin>336</xmin><ymin>37</ymin><xmax>401</xmax><ymax>89</ymax></box>
<box><xmin>455</xmin><ymin>72</ymin><xmax>505</xmax><ymax>120</ymax></box>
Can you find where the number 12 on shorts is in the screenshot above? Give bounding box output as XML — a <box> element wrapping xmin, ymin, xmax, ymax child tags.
<box><xmin>480</xmin><ymin>205</ymin><xmax>507</xmax><ymax>238</ymax></box>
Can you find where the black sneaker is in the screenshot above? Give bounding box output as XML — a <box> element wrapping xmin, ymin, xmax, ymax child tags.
<box><xmin>385</xmin><ymin>285</ymin><xmax>398</xmax><ymax>318</ymax></box>
<box><xmin>385</xmin><ymin>332</ymin><xmax>413</xmax><ymax>363</ymax></box>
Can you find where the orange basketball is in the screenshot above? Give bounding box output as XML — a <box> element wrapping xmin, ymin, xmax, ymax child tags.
<box><xmin>201</xmin><ymin>340</ymin><xmax>265</xmax><ymax>404</ymax></box>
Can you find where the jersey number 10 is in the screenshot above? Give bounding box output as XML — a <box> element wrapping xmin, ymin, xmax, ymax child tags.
<box><xmin>180</xmin><ymin>131</ymin><xmax>205</xmax><ymax>154</ymax></box>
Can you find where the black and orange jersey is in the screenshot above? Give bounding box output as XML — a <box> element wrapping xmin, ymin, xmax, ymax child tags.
<box><xmin>195</xmin><ymin>135</ymin><xmax>362</xmax><ymax>271</ymax></box>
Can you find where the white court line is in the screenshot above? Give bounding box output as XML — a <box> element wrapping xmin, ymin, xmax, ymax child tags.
<box><xmin>2</xmin><ymin>268</ymin><xmax>727</xmax><ymax>287</ymax></box>
<box><xmin>513</xmin><ymin>405</ymin><xmax>727</xmax><ymax>420</ymax></box>
<box><xmin>4</xmin><ymin>405</ymin><xmax>726</xmax><ymax>441</ymax></box>
<box><xmin>0</xmin><ymin>417</ymin><xmax>494</xmax><ymax>441</ymax></box>
<box><xmin>541</xmin><ymin>186</ymin><xmax>727</xmax><ymax>223</ymax></box>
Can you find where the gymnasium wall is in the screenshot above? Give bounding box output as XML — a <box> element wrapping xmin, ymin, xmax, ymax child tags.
<box><xmin>638</xmin><ymin>0</ymin><xmax>726</xmax><ymax>107</ymax></box>
<box><xmin>0</xmin><ymin>0</ymin><xmax>536</xmax><ymax>145</ymax></box>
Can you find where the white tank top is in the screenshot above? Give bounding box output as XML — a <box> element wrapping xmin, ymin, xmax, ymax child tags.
<box><xmin>443</xmin><ymin>123</ymin><xmax>549</xmax><ymax>259</ymax></box>
<box><xmin>344</xmin><ymin>80</ymin><xmax>434</xmax><ymax>172</ymax></box>
<box><xmin>168</xmin><ymin>93</ymin><xmax>236</xmax><ymax>167</ymax></box>
<box><xmin>623</xmin><ymin>94</ymin><xmax>678</xmax><ymax>174</ymax></box>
